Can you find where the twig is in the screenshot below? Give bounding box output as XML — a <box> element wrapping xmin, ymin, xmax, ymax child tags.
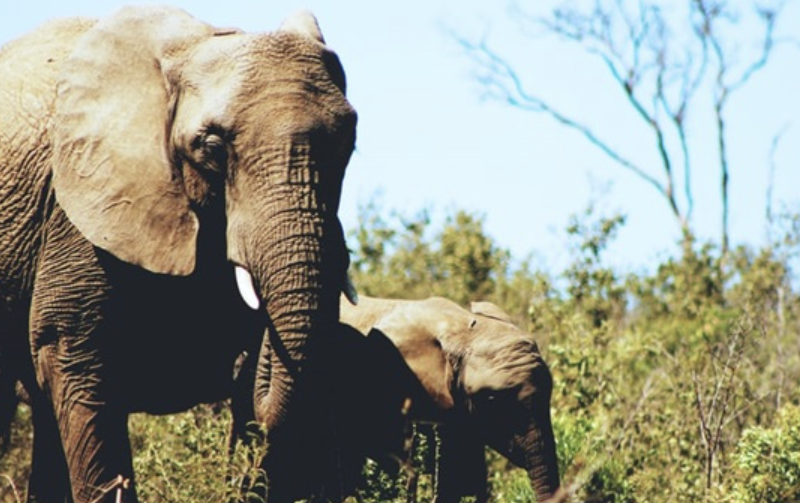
<box><xmin>692</xmin><ymin>317</ymin><xmax>747</xmax><ymax>490</ymax></box>
<box><xmin>88</xmin><ymin>475</ymin><xmax>131</xmax><ymax>503</ymax></box>
<box><xmin>613</xmin><ymin>372</ymin><xmax>658</xmax><ymax>451</ymax></box>
<box><xmin>1</xmin><ymin>474</ymin><xmax>22</xmax><ymax>503</ymax></box>
<box><xmin>457</xmin><ymin>35</ymin><xmax>669</xmax><ymax>200</ymax></box>
<box><xmin>452</xmin><ymin>0</ymin><xmax>787</xmax><ymax>250</ymax></box>
<box><xmin>766</xmin><ymin>124</ymin><xmax>790</xmax><ymax>233</ymax></box>
<box><xmin>694</xmin><ymin>0</ymin><xmax>780</xmax><ymax>255</ymax></box>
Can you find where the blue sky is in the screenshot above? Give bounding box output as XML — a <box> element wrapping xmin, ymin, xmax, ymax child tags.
<box><xmin>2</xmin><ymin>1</ymin><xmax>798</xmax><ymax>275</ymax></box>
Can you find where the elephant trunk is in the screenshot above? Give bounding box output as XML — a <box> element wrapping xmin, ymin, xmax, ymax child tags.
<box><xmin>251</xmin><ymin>214</ymin><xmax>343</xmax><ymax>430</ymax></box>
<box><xmin>249</xmin><ymin>214</ymin><xmax>345</xmax><ymax>502</ymax></box>
<box><xmin>524</xmin><ymin>413</ymin><xmax>561</xmax><ymax>502</ymax></box>
<box><xmin>224</xmin><ymin>139</ymin><xmax>345</xmax><ymax>430</ymax></box>
<box><xmin>227</xmin><ymin>135</ymin><xmax>351</xmax><ymax>499</ymax></box>
<box><xmin>523</xmin><ymin>365</ymin><xmax>562</xmax><ymax>502</ymax></box>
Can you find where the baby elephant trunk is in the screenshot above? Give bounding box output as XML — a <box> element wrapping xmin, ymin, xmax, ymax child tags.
<box><xmin>523</xmin><ymin>362</ymin><xmax>562</xmax><ymax>502</ymax></box>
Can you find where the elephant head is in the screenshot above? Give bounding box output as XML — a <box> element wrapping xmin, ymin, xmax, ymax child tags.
<box><xmin>51</xmin><ymin>5</ymin><xmax>356</xmax><ymax>436</ymax></box>
<box><xmin>463</xmin><ymin>301</ymin><xmax>561</xmax><ymax>502</ymax></box>
<box><xmin>341</xmin><ymin>296</ymin><xmax>561</xmax><ymax>502</ymax></box>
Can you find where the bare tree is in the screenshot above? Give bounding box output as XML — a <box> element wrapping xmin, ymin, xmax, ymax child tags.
<box><xmin>692</xmin><ymin>322</ymin><xmax>745</xmax><ymax>490</ymax></box>
<box><xmin>453</xmin><ymin>0</ymin><xmax>784</xmax><ymax>255</ymax></box>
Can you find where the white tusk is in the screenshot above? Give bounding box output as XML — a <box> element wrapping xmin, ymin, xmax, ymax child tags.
<box><xmin>235</xmin><ymin>266</ymin><xmax>261</xmax><ymax>311</ymax></box>
<box><xmin>343</xmin><ymin>273</ymin><xmax>358</xmax><ymax>305</ymax></box>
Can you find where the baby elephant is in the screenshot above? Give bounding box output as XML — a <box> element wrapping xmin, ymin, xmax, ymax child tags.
<box><xmin>339</xmin><ymin>295</ymin><xmax>562</xmax><ymax>503</ymax></box>
<box><xmin>232</xmin><ymin>295</ymin><xmax>563</xmax><ymax>502</ymax></box>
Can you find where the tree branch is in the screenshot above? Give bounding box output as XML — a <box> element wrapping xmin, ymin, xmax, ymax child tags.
<box><xmin>695</xmin><ymin>0</ymin><xmax>780</xmax><ymax>255</ymax></box>
<box><xmin>766</xmin><ymin>124</ymin><xmax>790</xmax><ymax>232</ymax></box>
<box><xmin>453</xmin><ymin>0</ymin><xmax>787</xmax><ymax>250</ymax></box>
<box><xmin>456</xmin><ymin>34</ymin><xmax>671</xmax><ymax>200</ymax></box>
<box><xmin>691</xmin><ymin>370</ymin><xmax>714</xmax><ymax>488</ymax></box>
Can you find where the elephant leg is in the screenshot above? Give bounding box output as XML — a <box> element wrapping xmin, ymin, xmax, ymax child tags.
<box><xmin>34</xmin><ymin>342</ymin><xmax>136</xmax><ymax>503</ymax></box>
<box><xmin>28</xmin><ymin>213</ymin><xmax>137</xmax><ymax>503</ymax></box>
<box><xmin>230</xmin><ymin>350</ymin><xmax>259</xmax><ymax>452</ymax></box>
<box><xmin>0</xmin><ymin>309</ymin><xmax>71</xmax><ymax>503</ymax></box>
<box><xmin>433</xmin><ymin>423</ymin><xmax>487</xmax><ymax>503</ymax></box>
<box><xmin>60</xmin><ymin>403</ymin><xmax>135</xmax><ymax>503</ymax></box>
<box><xmin>0</xmin><ymin>310</ymin><xmax>32</xmax><ymax>454</ymax></box>
<box><xmin>228</xmin><ymin>350</ymin><xmax>268</xmax><ymax>503</ymax></box>
<box><xmin>0</xmin><ymin>358</ymin><xmax>18</xmax><ymax>455</ymax></box>
<box><xmin>27</xmin><ymin>395</ymin><xmax>72</xmax><ymax>503</ymax></box>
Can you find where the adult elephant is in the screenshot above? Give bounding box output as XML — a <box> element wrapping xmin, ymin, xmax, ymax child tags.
<box><xmin>234</xmin><ymin>295</ymin><xmax>563</xmax><ymax>502</ymax></box>
<box><xmin>0</xmin><ymin>5</ymin><xmax>356</xmax><ymax>503</ymax></box>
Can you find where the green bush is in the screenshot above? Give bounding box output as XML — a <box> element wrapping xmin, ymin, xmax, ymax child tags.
<box><xmin>0</xmin><ymin>404</ymin><xmax>30</xmax><ymax>503</ymax></box>
<box><xmin>129</xmin><ymin>404</ymin><xmax>267</xmax><ymax>503</ymax></box>
<box><xmin>2</xmin><ymin>203</ymin><xmax>799</xmax><ymax>503</ymax></box>
<box><xmin>729</xmin><ymin>403</ymin><xmax>800</xmax><ymax>503</ymax></box>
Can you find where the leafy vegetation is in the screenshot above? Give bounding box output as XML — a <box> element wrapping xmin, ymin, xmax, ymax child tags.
<box><xmin>2</xmin><ymin>200</ymin><xmax>799</xmax><ymax>502</ymax></box>
<box><xmin>348</xmin><ymin>199</ymin><xmax>800</xmax><ymax>502</ymax></box>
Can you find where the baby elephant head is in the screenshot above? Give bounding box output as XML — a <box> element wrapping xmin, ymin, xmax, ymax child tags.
<box><xmin>343</xmin><ymin>296</ymin><xmax>561</xmax><ymax>502</ymax></box>
<box><xmin>460</xmin><ymin>302</ymin><xmax>560</xmax><ymax>501</ymax></box>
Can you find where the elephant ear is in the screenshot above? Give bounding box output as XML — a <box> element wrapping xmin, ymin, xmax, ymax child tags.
<box><xmin>278</xmin><ymin>9</ymin><xmax>326</xmax><ymax>44</ymax></box>
<box><xmin>52</xmin><ymin>6</ymin><xmax>218</xmax><ymax>275</ymax></box>
<box><xmin>278</xmin><ymin>10</ymin><xmax>347</xmax><ymax>95</ymax></box>
<box><xmin>375</xmin><ymin>309</ymin><xmax>455</xmax><ymax>411</ymax></box>
<box><xmin>471</xmin><ymin>301</ymin><xmax>514</xmax><ymax>324</ymax></box>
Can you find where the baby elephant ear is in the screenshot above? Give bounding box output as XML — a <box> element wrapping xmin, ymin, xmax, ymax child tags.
<box><xmin>52</xmin><ymin>6</ymin><xmax>216</xmax><ymax>275</ymax></box>
<box><xmin>471</xmin><ymin>301</ymin><xmax>514</xmax><ymax>324</ymax></box>
<box><xmin>377</xmin><ymin>311</ymin><xmax>455</xmax><ymax>411</ymax></box>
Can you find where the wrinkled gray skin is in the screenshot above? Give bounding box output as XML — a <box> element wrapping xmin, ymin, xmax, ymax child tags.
<box><xmin>234</xmin><ymin>295</ymin><xmax>563</xmax><ymax>502</ymax></box>
<box><xmin>233</xmin><ymin>317</ymin><xmax>438</xmax><ymax>502</ymax></box>
<box><xmin>0</xmin><ymin>6</ymin><xmax>356</xmax><ymax>503</ymax></box>
<box><xmin>338</xmin><ymin>296</ymin><xmax>563</xmax><ymax>503</ymax></box>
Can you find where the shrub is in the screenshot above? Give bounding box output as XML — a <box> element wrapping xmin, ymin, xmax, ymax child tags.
<box><xmin>729</xmin><ymin>403</ymin><xmax>800</xmax><ymax>503</ymax></box>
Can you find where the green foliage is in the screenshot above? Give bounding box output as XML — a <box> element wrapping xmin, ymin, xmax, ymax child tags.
<box><xmin>349</xmin><ymin>198</ymin><xmax>510</xmax><ymax>306</ymax></box>
<box><xmin>630</xmin><ymin>234</ymin><xmax>725</xmax><ymax>324</ymax></box>
<box><xmin>563</xmin><ymin>208</ymin><xmax>627</xmax><ymax>329</ymax></box>
<box><xmin>729</xmin><ymin>403</ymin><xmax>800</xmax><ymax>503</ymax></box>
<box><xmin>2</xmin><ymin>204</ymin><xmax>799</xmax><ymax>503</ymax></box>
<box><xmin>129</xmin><ymin>404</ymin><xmax>267</xmax><ymax>503</ymax></box>
<box><xmin>0</xmin><ymin>405</ymin><xmax>30</xmax><ymax>503</ymax></box>
<box><xmin>359</xmin><ymin>458</ymin><xmax>406</xmax><ymax>503</ymax></box>
<box><xmin>357</xmin><ymin>424</ymin><xmax>437</xmax><ymax>503</ymax></box>
<box><xmin>438</xmin><ymin>210</ymin><xmax>510</xmax><ymax>303</ymax></box>
<box><xmin>486</xmin><ymin>450</ymin><xmax>536</xmax><ymax>503</ymax></box>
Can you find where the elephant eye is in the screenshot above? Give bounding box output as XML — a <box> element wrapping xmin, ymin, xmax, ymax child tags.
<box><xmin>191</xmin><ymin>129</ymin><xmax>229</xmax><ymax>173</ymax></box>
<box><xmin>203</xmin><ymin>134</ymin><xmax>227</xmax><ymax>167</ymax></box>
<box><xmin>474</xmin><ymin>389</ymin><xmax>498</xmax><ymax>404</ymax></box>
<box><xmin>475</xmin><ymin>387</ymin><xmax>519</xmax><ymax>407</ymax></box>
<box><xmin>203</xmin><ymin>134</ymin><xmax>223</xmax><ymax>151</ymax></box>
